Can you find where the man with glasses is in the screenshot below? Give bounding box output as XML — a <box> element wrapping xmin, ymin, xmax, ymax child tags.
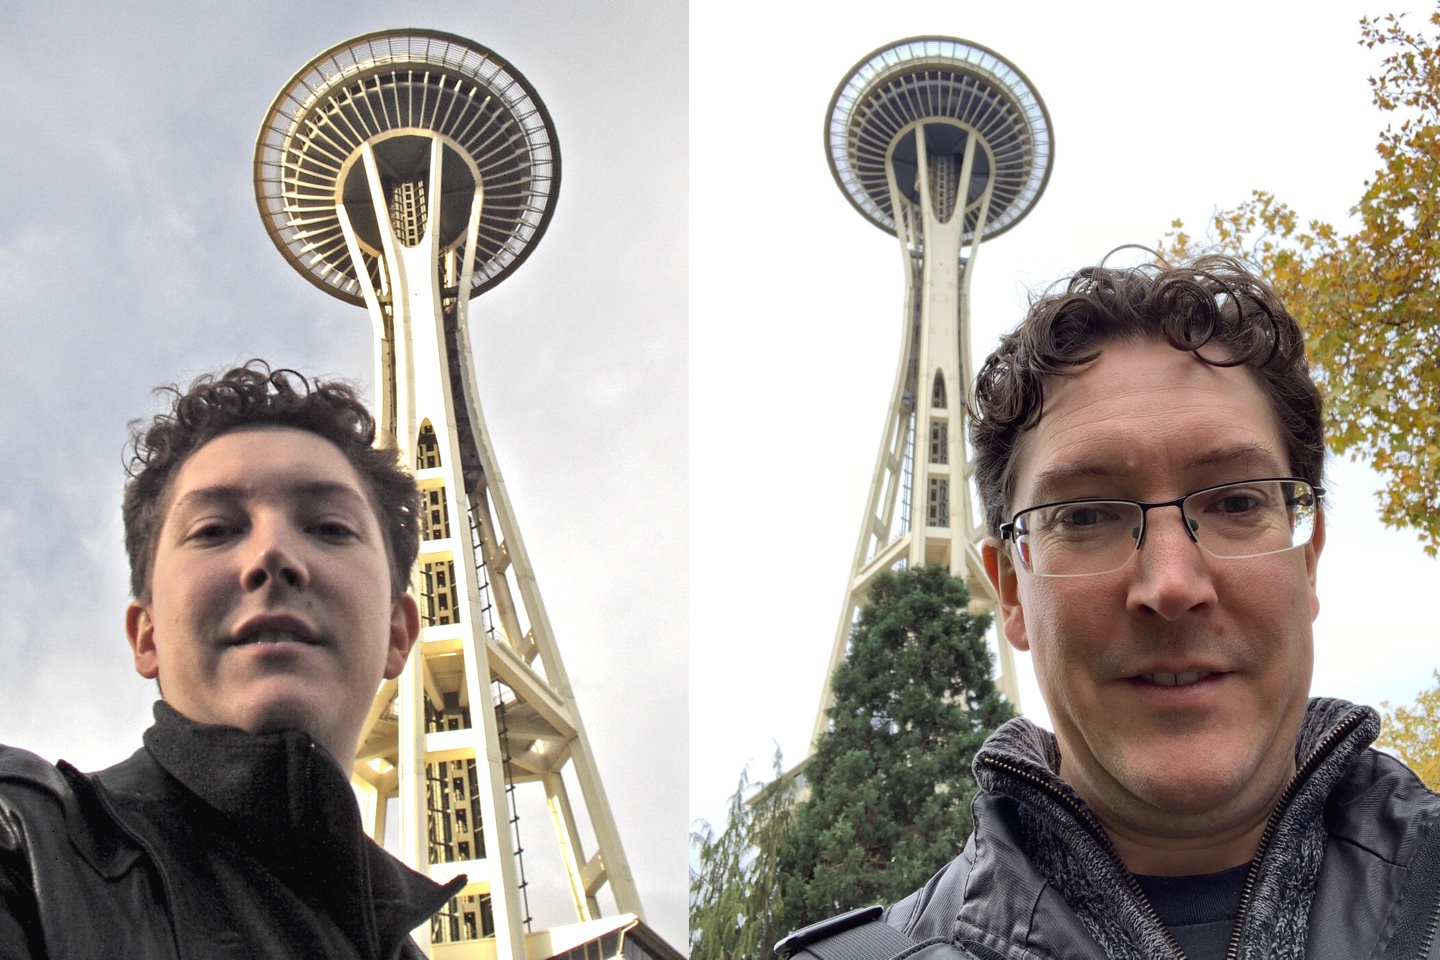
<box><xmin>783</xmin><ymin>256</ymin><xmax>1439</xmax><ymax>960</ymax></box>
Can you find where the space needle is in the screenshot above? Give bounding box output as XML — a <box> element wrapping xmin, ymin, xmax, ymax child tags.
<box><xmin>255</xmin><ymin>30</ymin><xmax>658</xmax><ymax>960</ymax></box>
<box><xmin>815</xmin><ymin>37</ymin><xmax>1053</xmax><ymax>742</ymax></box>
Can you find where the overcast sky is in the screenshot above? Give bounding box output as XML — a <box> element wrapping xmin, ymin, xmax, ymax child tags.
<box><xmin>690</xmin><ymin>0</ymin><xmax>1438</xmax><ymax>844</ymax></box>
<box><xmin>0</xmin><ymin>0</ymin><xmax>685</xmax><ymax>946</ymax></box>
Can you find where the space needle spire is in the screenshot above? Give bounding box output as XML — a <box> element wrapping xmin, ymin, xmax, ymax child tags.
<box><xmin>255</xmin><ymin>30</ymin><xmax>645</xmax><ymax>959</ymax></box>
<box><xmin>816</xmin><ymin>37</ymin><xmax>1053</xmax><ymax>742</ymax></box>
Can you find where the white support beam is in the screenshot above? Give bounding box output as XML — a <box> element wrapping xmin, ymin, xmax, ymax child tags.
<box><xmin>486</xmin><ymin>638</ymin><xmax>577</xmax><ymax>741</ymax></box>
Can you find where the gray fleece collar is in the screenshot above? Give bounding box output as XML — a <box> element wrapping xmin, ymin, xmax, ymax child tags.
<box><xmin>970</xmin><ymin>697</ymin><xmax>1380</xmax><ymax>959</ymax></box>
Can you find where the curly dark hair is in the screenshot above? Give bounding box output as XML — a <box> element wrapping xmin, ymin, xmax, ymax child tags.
<box><xmin>969</xmin><ymin>254</ymin><xmax>1325</xmax><ymax>537</ymax></box>
<box><xmin>123</xmin><ymin>361</ymin><xmax>419</xmax><ymax>602</ymax></box>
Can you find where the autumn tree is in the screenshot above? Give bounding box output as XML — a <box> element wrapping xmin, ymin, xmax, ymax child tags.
<box><xmin>690</xmin><ymin>749</ymin><xmax>797</xmax><ymax>960</ymax></box>
<box><xmin>776</xmin><ymin>565</ymin><xmax>1015</xmax><ymax>932</ymax></box>
<box><xmin>1164</xmin><ymin>9</ymin><xmax>1440</xmax><ymax>555</ymax></box>
<box><xmin>1377</xmin><ymin>671</ymin><xmax>1440</xmax><ymax>790</ymax></box>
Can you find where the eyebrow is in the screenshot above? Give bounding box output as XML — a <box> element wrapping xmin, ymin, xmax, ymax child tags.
<box><xmin>168</xmin><ymin>481</ymin><xmax>372</xmax><ymax>520</ymax></box>
<box><xmin>1027</xmin><ymin>463</ymin><xmax>1129</xmax><ymax>506</ymax></box>
<box><xmin>1028</xmin><ymin>443</ymin><xmax>1288</xmax><ymax>504</ymax></box>
<box><xmin>1188</xmin><ymin>443</ymin><xmax>1286</xmax><ymax>474</ymax></box>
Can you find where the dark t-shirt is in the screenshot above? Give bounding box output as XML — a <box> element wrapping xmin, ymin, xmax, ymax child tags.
<box><xmin>1133</xmin><ymin>864</ymin><xmax>1249</xmax><ymax>960</ymax></box>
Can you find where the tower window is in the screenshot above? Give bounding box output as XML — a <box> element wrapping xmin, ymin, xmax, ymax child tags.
<box><xmin>929</xmin><ymin>421</ymin><xmax>948</xmax><ymax>464</ymax></box>
<box><xmin>417</xmin><ymin>422</ymin><xmax>442</xmax><ymax>470</ymax></box>
<box><xmin>928</xmin><ymin>477</ymin><xmax>949</xmax><ymax>527</ymax></box>
<box><xmin>421</xmin><ymin>560</ymin><xmax>459</xmax><ymax>626</ymax></box>
<box><xmin>422</xmin><ymin>486</ymin><xmax>451</xmax><ymax>540</ymax></box>
<box><xmin>389</xmin><ymin>179</ymin><xmax>429</xmax><ymax>247</ymax></box>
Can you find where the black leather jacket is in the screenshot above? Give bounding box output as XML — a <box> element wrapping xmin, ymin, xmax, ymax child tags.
<box><xmin>0</xmin><ymin>703</ymin><xmax>461</xmax><ymax>959</ymax></box>
<box><xmin>885</xmin><ymin>698</ymin><xmax>1440</xmax><ymax>960</ymax></box>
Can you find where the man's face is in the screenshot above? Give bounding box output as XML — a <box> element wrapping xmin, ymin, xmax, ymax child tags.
<box><xmin>126</xmin><ymin>426</ymin><xmax>418</xmax><ymax>762</ymax></box>
<box><xmin>985</xmin><ymin>339</ymin><xmax>1323</xmax><ymax>834</ymax></box>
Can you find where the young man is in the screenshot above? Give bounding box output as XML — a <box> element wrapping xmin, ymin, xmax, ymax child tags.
<box><xmin>0</xmin><ymin>362</ymin><xmax>460</xmax><ymax>958</ymax></box>
<box><xmin>786</xmin><ymin>257</ymin><xmax>1440</xmax><ymax>960</ymax></box>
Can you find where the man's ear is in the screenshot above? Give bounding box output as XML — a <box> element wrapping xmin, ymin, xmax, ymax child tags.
<box><xmin>983</xmin><ymin>537</ymin><xmax>1030</xmax><ymax>652</ymax></box>
<box><xmin>126</xmin><ymin>603</ymin><xmax>160</xmax><ymax>680</ymax></box>
<box><xmin>384</xmin><ymin>594</ymin><xmax>421</xmax><ymax>680</ymax></box>
<box><xmin>1306</xmin><ymin>505</ymin><xmax>1325</xmax><ymax>621</ymax></box>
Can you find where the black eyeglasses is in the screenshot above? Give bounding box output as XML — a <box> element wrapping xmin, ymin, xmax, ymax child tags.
<box><xmin>1000</xmin><ymin>478</ymin><xmax>1323</xmax><ymax>578</ymax></box>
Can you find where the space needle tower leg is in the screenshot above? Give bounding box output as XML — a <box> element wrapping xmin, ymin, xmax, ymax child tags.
<box><xmin>814</xmin><ymin>38</ymin><xmax>1053</xmax><ymax>745</ymax></box>
<box><xmin>332</xmin><ymin>132</ymin><xmax>529</xmax><ymax>959</ymax></box>
<box><xmin>255</xmin><ymin>30</ymin><xmax>643</xmax><ymax>959</ymax></box>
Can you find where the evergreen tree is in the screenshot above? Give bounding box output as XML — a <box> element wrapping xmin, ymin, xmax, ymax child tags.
<box><xmin>690</xmin><ymin>749</ymin><xmax>796</xmax><ymax>960</ymax></box>
<box><xmin>778</xmin><ymin>565</ymin><xmax>1015</xmax><ymax>931</ymax></box>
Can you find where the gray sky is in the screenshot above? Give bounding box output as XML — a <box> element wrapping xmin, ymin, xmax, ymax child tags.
<box><xmin>0</xmin><ymin>0</ymin><xmax>685</xmax><ymax>946</ymax></box>
<box><xmin>690</xmin><ymin>0</ymin><xmax>1439</xmax><ymax>841</ymax></box>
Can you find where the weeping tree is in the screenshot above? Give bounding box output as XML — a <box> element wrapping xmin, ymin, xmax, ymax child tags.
<box><xmin>690</xmin><ymin>748</ymin><xmax>797</xmax><ymax>960</ymax></box>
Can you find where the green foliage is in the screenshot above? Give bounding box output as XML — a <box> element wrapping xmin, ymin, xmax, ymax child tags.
<box><xmin>1162</xmin><ymin>8</ymin><xmax>1440</xmax><ymax>556</ymax></box>
<box><xmin>1378</xmin><ymin>670</ymin><xmax>1440</xmax><ymax>790</ymax></box>
<box><xmin>690</xmin><ymin>748</ymin><xmax>797</xmax><ymax>960</ymax></box>
<box><xmin>777</xmin><ymin>565</ymin><xmax>1015</xmax><ymax>931</ymax></box>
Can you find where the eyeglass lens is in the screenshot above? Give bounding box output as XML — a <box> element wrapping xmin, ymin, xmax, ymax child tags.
<box><xmin>1015</xmin><ymin>480</ymin><xmax>1318</xmax><ymax>577</ymax></box>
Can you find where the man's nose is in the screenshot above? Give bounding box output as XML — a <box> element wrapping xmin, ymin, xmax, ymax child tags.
<box><xmin>1127</xmin><ymin>506</ymin><xmax>1215</xmax><ymax>621</ymax></box>
<box><xmin>241</xmin><ymin>521</ymin><xmax>308</xmax><ymax>591</ymax></box>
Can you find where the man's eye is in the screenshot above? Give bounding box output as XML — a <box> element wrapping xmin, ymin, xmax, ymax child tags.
<box><xmin>1026</xmin><ymin>503</ymin><xmax>1124</xmax><ymax>541</ymax></box>
<box><xmin>1204</xmin><ymin>488</ymin><xmax>1274</xmax><ymax>516</ymax></box>
<box><xmin>310</xmin><ymin>520</ymin><xmax>358</xmax><ymax>539</ymax></box>
<box><xmin>188</xmin><ymin>522</ymin><xmax>239</xmax><ymax>542</ymax></box>
<box><xmin>1054</xmin><ymin>505</ymin><xmax>1114</xmax><ymax>528</ymax></box>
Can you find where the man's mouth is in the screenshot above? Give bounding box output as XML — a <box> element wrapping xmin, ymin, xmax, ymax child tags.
<box><xmin>1138</xmin><ymin>671</ymin><xmax>1215</xmax><ymax>687</ymax></box>
<box><xmin>234</xmin><ymin>630</ymin><xmax>319</xmax><ymax>647</ymax></box>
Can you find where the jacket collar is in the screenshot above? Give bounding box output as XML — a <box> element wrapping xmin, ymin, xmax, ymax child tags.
<box><xmin>973</xmin><ymin>696</ymin><xmax>1379</xmax><ymax>805</ymax></box>
<box><xmin>143</xmin><ymin>700</ymin><xmax>351</xmax><ymax>839</ymax></box>
<box><xmin>132</xmin><ymin>702</ymin><xmax>461</xmax><ymax>956</ymax></box>
<box><xmin>969</xmin><ymin>697</ymin><xmax>1381</xmax><ymax>957</ymax></box>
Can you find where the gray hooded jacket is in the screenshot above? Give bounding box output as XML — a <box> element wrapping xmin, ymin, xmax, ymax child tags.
<box><xmin>884</xmin><ymin>698</ymin><xmax>1440</xmax><ymax>960</ymax></box>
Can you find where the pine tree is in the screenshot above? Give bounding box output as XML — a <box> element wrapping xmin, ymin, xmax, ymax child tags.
<box><xmin>778</xmin><ymin>565</ymin><xmax>1015</xmax><ymax>931</ymax></box>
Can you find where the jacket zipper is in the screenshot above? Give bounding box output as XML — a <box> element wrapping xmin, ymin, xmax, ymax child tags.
<box><xmin>978</xmin><ymin>755</ymin><xmax>1188</xmax><ymax>959</ymax></box>
<box><xmin>1221</xmin><ymin>710</ymin><xmax>1364</xmax><ymax>960</ymax></box>
<box><xmin>981</xmin><ymin>708</ymin><xmax>1365</xmax><ymax>960</ymax></box>
<box><xmin>1416</xmin><ymin>882</ymin><xmax>1440</xmax><ymax>960</ymax></box>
